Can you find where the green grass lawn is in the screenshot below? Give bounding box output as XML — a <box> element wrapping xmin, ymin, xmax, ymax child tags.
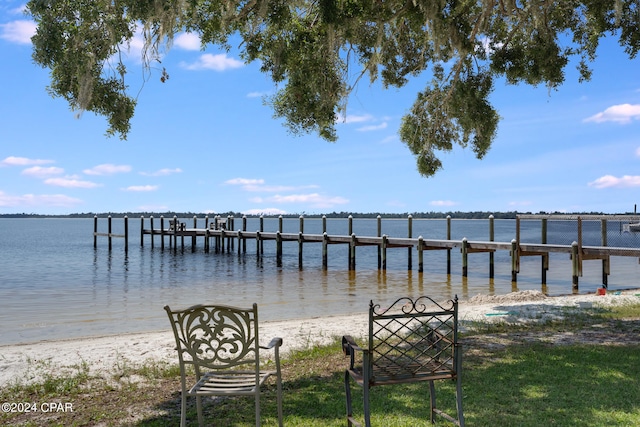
<box><xmin>3</xmin><ymin>304</ymin><xmax>640</xmax><ymax>426</ymax></box>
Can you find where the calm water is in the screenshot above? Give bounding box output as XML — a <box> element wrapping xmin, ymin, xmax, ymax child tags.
<box><xmin>1</xmin><ymin>217</ymin><xmax>639</xmax><ymax>345</ymax></box>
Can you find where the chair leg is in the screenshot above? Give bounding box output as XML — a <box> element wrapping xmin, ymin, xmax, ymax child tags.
<box><xmin>196</xmin><ymin>395</ymin><xmax>204</xmax><ymax>426</ymax></box>
<box><xmin>345</xmin><ymin>371</ymin><xmax>354</xmax><ymax>426</ymax></box>
<box><xmin>255</xmin><ymin>391</ymin><xmax>261</xmax><ymax>427</ymax></box>
<box><xmin>456</xmin><ymin>377</ymin><xmax>465</xmax><ymax>427</ymax></box>
<box><xmin>276</xmin><ymin>375</ymin><xmax>283</xmax><ymax>427</ymax></box>
<box><xmin>180</xmin><ymin>393</ymin><xmax>187</xmax><ymax>427</ymax></box>
<box><xmin>363</xmin><ymin>385</ymin><xmax>371</xmax><ymax>427</ymax></box>
<box><xmin>429</xmin><ymin>380</ymin><xmax>436</xmax><ymax>424</ymax></box>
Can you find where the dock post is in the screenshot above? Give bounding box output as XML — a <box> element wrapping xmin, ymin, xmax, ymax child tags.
<box><xmin>418</xmin><ymin>236</ymin><xmax>424</xmax><ymax>273</ymax></box>
<box><xmin>242</xmin><ymin>216</ymin><xmax>247</xmax><ymax>253</ymax></box>
<box><xmin>140</xmin><ymin>216</ymin><xmax>145</xmax><ymax>247</ymax></box>
<box><xmin>381</xmin><ymin>234</ymin><xmax>388</xmax><ymax>270</ymax></box>
<box><xmin>577</xmin><ymin>217</ymin><xmax>583</xmax><ymax>277</ymax></box>
<box><xmin>461</xmin><ymin>238</ymin><xmax>468</xmax><ymax>277</ymax></box>
<box><xmin>204</xmin><ymin>215</ymin><xmax>209</xmax><ymax>250</ymax></box>
<box><xmin>108</xmin><ymin>216</ymin><xmax>113</xmax><ymax>251</ymax></box>
<box><xmin>276</xmin><ymin>231</ymin><xmax>282</xmax><ymax>267</ymax></box>
<box><xmin>322</xmin><ymin>232</ymin><xmax>328</xmax><ymax>269</ymax></box>
<box><xmin>93</xmin><ymin>215</ymin><xmax>98</xmax><ymax>248</ymax></box>
<box><xmin>256</xmin><ymin>231</ymin><xmax>261</xmax><ymax>256</ymax></box>
<box><xmin>278</xmin><ymin>215</ymin><xmax>283</xmax><ymax>233</ymax></box>
<box><xmin>214</xmin><ymin>216</ymin><xmax>220</xmax><ymax>252</ymax></box>
<box><xmin>237</xmin><ymin>230</ymin><xmax>242</xmax><ymax>255</ymax></box>
<box><xmin>489</xmin><ymin>215</ymin><xmax>494</xmax><ymax>278</ymax></box>
<box><xmin>149</xmin><ymin>216</ymin><xmax>155</xmax><ymax>248</ymax></box>
<box><xmin>192</xmin><ymin>216</ymin><xmax>197</xmax><ymax>251</ymax></box>
<box><xmin>601</xmin><ymin>219</ymin><xmax>609</xmax><ymax>288</ymax></box>
<box><xmin>407</xmin><ymin>215</ymin><xmax>412</xmax><ymax>270</ymax></box>
<box><xmin>541</xmin><ymin>218</ymin><xmax>548</xmax><ymax>284</ymax></box>
<box><xmin>350</xmin><ymin>233</ymin><xmax>356</xmax><ymax>270</ymax></box>
<box><xmin>377</xmin><ymin>215</ymin><xmax>382</xmax><ymax>269</ymax></box>
<box><xmin>322</xmin><ymin>215</ymin><xmax>327</xmax><ymax>233</ymax></box>
<box><xmin>298</xmin><ymin>232</ymin><xmax>304</xmax><ymax>269</ymax></box>
<box><xmin>299</xmin><ymin>216</ymin><xmax>304</xmax><ymax>268</ymax></box>
<box><xmin>348</xmin><ymin>215</ymin><xmax>353</xmax><ymax>266</ymax></box>
<box><xmin>124</xmin><ymin>216</ymin><xmax>128</xmax><ymax>253</ymax></box>
<box><xmin>511</xmin><ymin>239</ymin><xmax>518</xmax><ymax>282</ymax></box>
<box><xmin>571</xmin><ymin>241</ymin><xmax>579</xmax><ymax>291</ymax></box>
<box><xmin>173</xmin><ymin>216</ymin><xmax>178</xmax><ymax>251</ymax></box>
<box><xmin>228</xmin><ymin>216</ymin><xmax>234</xmax><ymax>251</ymax></box>
<box><xmin>220</xmin><ymin>228</ymin><xmax>226</xmax><ymax>253</ymax></box>
<box><xmin>259</xmin><ymin>216</ymin><xmax>264</xmax><ymax>255</ymax></box>
<box><xmin>160</xmin><ymin>216</ymin><xmax>165</xmax><ymax>250</ymax></box>
<box><xmin>446</xmin><ymin>216</ymin><xmax>452</xmax><ymax>274</ymax></box>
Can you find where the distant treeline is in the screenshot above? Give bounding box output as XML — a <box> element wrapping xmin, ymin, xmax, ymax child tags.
<box><xmin>0</xmin><ymin>210</ymin><xmax>629</xmax><ymax>220</ymax></box>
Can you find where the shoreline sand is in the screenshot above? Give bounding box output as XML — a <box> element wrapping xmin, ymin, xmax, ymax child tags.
<box><xmin>2</xmin><ymin>290</ymin><xmax>639</xmax><ymax>387</ymax></box>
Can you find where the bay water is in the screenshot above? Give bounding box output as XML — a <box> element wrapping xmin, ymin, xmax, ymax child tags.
<box><xmin>1</xmin><ymin>217</ymin><xmax>639</xmax><ymax>345</ymax></box>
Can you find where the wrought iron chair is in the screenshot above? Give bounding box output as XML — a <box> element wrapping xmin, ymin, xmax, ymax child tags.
<box><xmin>342</xmin><ymin>295</ymin><xmax>464</xmax><ymax>427</ymax></box>
<box><xmin>164</xmin><ymin>303</ymin><xmax>283</xmax><ymax>427</ymax></box>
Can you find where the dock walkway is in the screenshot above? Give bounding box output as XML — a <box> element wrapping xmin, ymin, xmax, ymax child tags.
<box><xmin>94</xmin><ymin>214</ymin><xmax>640</xmax><ymax>291</ymax></box>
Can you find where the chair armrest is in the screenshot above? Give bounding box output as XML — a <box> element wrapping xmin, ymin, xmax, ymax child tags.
<box><xmin>342</xmin><ymin>335</ymin><xmax>363</xmax><ymax>356</ymax></box>
<box><xmin>343</xmin><ymin>335</ymin><xmax>365</xmax><ymax>371</ymax></box>
<box><xmin>427</xmin><ymin>328</ymin><xmax>454</xmax><ymax>352</ymax></box>
<box><xmin>261</xmin><ymin>337</ymin><xmax>283</xmax><ymax>350</ymax></box>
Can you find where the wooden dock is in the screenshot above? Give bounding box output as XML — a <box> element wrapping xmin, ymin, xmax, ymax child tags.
<box><xmin>94</xmin><ymin>214</ymin><xmax>640</xmax><ymax>291</ymax></box>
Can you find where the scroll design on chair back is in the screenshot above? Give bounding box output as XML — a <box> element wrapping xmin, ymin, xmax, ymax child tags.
<box><xmin>176</xmin><ymin>305</ymin><xmax>257</xmax><ymax>369</ymax></box>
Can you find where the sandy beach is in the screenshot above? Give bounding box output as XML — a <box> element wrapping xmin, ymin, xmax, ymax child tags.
<box><xmin>2</xmin><ymin>289</ymin><xmax>639</xmax><ymax>387</ymax></box>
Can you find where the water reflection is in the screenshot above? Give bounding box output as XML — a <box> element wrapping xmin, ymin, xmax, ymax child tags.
<box><xmin>3</xmin><ymin>217</ymin><xmax>640</xmax><ymax>345</ymax></box>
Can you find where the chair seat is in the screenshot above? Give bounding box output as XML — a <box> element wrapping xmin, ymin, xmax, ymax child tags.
<box><xmin>190</xmin><ymin>370</ymin><xmax>278</xmax><ymax>396</ymax></box>
<box><xmin>348</xmin><ymin>359</ymin><xmax>456</xmax><ymax>386</ymax></box>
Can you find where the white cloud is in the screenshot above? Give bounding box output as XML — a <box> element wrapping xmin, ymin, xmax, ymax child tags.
<box><xmin>430</xmin><ymin>200</ymin><xmax>458</xmax><ymax>207</ymax></box>
<box><xmin>340</xmin><ymin>113</ymin><xmax>374</xmax><ymax>124</ymax></box>
<box><xmin>588</xmin><ymin>174</ymin><xmax>640</xmax><ymax>189</ymax></box>
<box><xmin>226</xmin><ymin>178</ymin><xmax>265</xmax><ymax>186</ymax></box>
<box><xmin>123</xmin><ymin>185</ymin><xmax>159</xmax><ymax>192</ymax></box>
<box><xmin>243</xmin><ymin>208</ymin><xmax>288</xmax><ymax>215</ymax></box>
<box><xmin>21</xmin><ymin>166</ymin><xmax>64</xmax><ymax>178</ymax></box>
<box><xmin>44</xmin><ymin>177</ymin><xmax>101</xmax><ymax>188</ymax></box>
<box><xmin>226</xmin><ymin>178</ymin><xmax>319</xmax><ymax>193</ymax></box>
<box><xmin>181</xmin><ymin>53</ymin><xmax>244</xmax><ymax>71</ymax></box>
<box><xmin>247</xmin><ymin>91</ymin><xmax>268</xmax><ymax>98</ymax></box>
<box><xmin>83</xmin><ymin>164</ymin><xmax>132</xmax><ymax>175</ymax></box>
<box><xmin>174</xmin><ymin>32</ymin><xmax>200</xmax><ymax>50</ymax></box>
<box><xmin>584</xmin><ymin>104</ymin><xmax>640</xmax><ymax>124</ymax></box>
<box><xmin>0</xmin><ymin>20</ymin><xmax>37</xmax><ymax>44</ymax></box>
<box><xmin>357</xmin><ymin>122</ymin><xmax>388</xmax><ymax>132</ymax></box>
<box><xmin>267</xmin><ymin>193</ymin><xmax>349</xmax><ymax>208</ymax></box>
<box><xmin>0</xmin><ymin>191</ymin><xmax>82</xmax><ymax>207</ymax></box>
<box><xmin>228</xmin><ymin>178</ymin><xmax>344</xmax><ymax>208</ymax></box>
<box><xmin>380</xmin><ymin>135</ymin><xmax>399</xmax><ymax>144</ymax></box>
<box><xmin>1</xmin><ymin>156</ymin><xmax>54</xmax><ymax>167</ymax></box>
<box><xmin>117</xmin><ymin>28</ymin><xmax>145</xmax><ymax>62</ymax></box>
<box><xmin>140</xmin><ymin>168</ymin><xmax>182</xmax><ymax>177</ymax></box>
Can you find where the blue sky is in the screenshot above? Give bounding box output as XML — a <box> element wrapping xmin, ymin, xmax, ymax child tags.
<box><xmin>1</xmin><ymin>3</ymin><xmax>640</xmax><ymax>216</ymax></box>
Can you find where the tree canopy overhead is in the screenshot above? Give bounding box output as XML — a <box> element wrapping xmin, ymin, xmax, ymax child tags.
<box><xmin>27</xmin><ymin>0</ymin><xmax>640</xmax><ymax>177</ymax></box>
